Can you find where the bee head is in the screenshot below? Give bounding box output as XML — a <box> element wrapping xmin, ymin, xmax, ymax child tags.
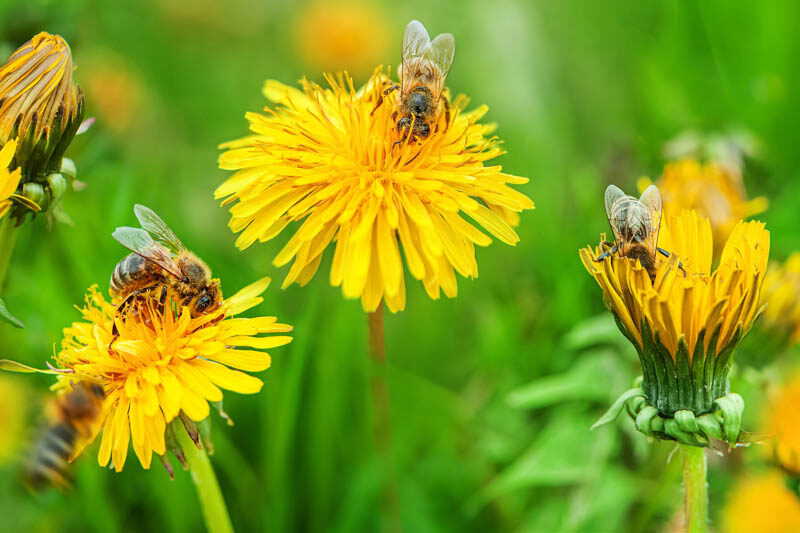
<box><xmin>191</xmin><ymin>279</ymin><xmax>222</xmax><ymax>315</ymax></box>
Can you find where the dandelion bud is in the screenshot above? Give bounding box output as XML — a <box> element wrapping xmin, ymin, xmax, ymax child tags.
<box><xmin>0</xmin><ymin>32</ymin><xmax>85</xmax><ymax>221</ymax></box>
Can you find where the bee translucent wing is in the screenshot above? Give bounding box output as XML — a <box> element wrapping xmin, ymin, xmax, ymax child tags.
<box><xmin>112</xmin><ymin>226</ymin><xmax>183</xmax><ymax>279</ymax></box>
<box><xmin>402</xmin><ymin>20</ymin><xmax>431</xmax><ymax>63</ymax></box>
<box><xmin>427</xmin><ymin>33</ymin><xmax>455</xmax><ymax>80</ymax></box>
<box><xmin>603</xmin><ymin>184</ymin><xmax>627</xmax><ymax>241</ymax></box>
<box><xmin>134</xmin><ymin>204</ymin><xmax>186</xmax><ymax>252</ymax></box>
<box><xmin>639</xmin><ymin>184</ymin><xmax>664</xmax><ymax>252</ymax></box>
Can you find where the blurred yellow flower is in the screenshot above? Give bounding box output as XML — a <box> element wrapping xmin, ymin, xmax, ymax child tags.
<box><xmin>295</xmin><ymin>1</ymin><xmax>389</xmax><ymax>77</ymax></box>
<box><xmin>722</xmin><ymin>472</ymin><xmax>800</xmax><ymax>533</ymax></box>
<box><xmin>0</xmin><ymin>375</ymin><xmax>27</xmax><ymax>465</ymax></box>
<box><xmin>582</xmin><ymin>210</ymin><xmax>768</xmax><ymax>444</ymax></box>
<box><xmin>640</xmin><ymin>159</ymin><xmax>767</xmax><ymax>249</ymax></box>
<box><xmin>765</xmin><ymin>372</ymin><xmax>800</xmax><ymax>475</ymax></box>
<box><xmin>217</xmin><ymin>69</ymin><xmax>533</xmax><ymax>312</ymax></box>
<box><xmin>0</xmin><ymin>139</ymin><xmax>21</xmax><ymax>219</ymax></box>
<box><xmin>54</xmin><ymin>278</ymin><xmax>292</xmax><ymax>472</ymax></box>
<box><xmin>82</xmin><ymin>53</ymin><xmax>144</xmax><ymax>136</ymax></box>
<box><xmin>761</xmin><ymin>253</ymin><xmax>800</xmax><ymax>345</ymax></box>
<box><xmin>0</xmin><ymin>32</ymin><xmax>85</xmax><ymax>181</ymax></box>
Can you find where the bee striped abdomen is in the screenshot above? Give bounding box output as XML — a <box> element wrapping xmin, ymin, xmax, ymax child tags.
<box><xmin>110</xmin><ymin>252</ymin><xmax>146</xmax><ymax>295</ymax></box>
<box><xmin>27</xmin><ymin>423</ymin><xmax>77</xmax><ymax>489</ymax></box>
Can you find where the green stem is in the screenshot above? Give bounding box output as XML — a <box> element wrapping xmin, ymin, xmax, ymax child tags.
<box><xmin>177</xmin><ymin>422</ymin><xmax>235</xmax><ymax>533</ymax></box>
<box><xmin>0</xmin><ymin>216</ymin><xmax>18</xmax><ymax>291</ymax></box>
<box><xmin>680</xmin><ymin>444</ymin><xmax>708</xmax><ymax>533</ymax></box>
<box><xmin>367</xmin><ymin>302</ymin><xmax>402</xmax><ymax>533</ymax></box>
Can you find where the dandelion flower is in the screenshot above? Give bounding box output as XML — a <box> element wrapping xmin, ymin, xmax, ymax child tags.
<box><xmin>53</xmin><ymin>277</ymin><xmax>292</xmax><ymax>472</ymax></box>
<box><xmin>0</xmin><ymin>139</ymin><xmax>21</xmax><ymax>219</ymax></box>
<box><xmin>217</xmin><ymin>69</ymin><xmax>533</xmax><ymax>312</ymax></box>
<box><xmin>765</xmin><ymin>372</ymin><xmax>800</xmax><ymax>475</ymax></box>
<box><xmin>640</xmin><ymin>159</ymin><xmax>767</xmax><ymax>249</ymax></box>
<box><xmin>721</xmin><ymin>472</ymin><xmax>800</xmax><ymax>533</ymax></box>
<box><xmin>582</xmin><ymin>210</ymin><xmax>769</xmax><ymax>445</ymax></box>
<box><xmin>760</xmin><ymin>253</ymin><xmax>800</xmax><ymax>346</ymax></box>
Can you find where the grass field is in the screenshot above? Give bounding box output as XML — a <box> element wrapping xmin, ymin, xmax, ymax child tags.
<box><xmin>0</xmin><ymin>1</ymin><xmax>798</xmax><ymax>532</ymax></box>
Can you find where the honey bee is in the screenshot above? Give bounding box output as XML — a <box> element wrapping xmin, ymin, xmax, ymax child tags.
<box><xmin>595</xmin><ymin>184</ymin><xmax>682</xmax><ymax>281</ymax></box>
<box><xmin>380</xmin><ymin>19</ymin><xmax>455</xmax><ymax>141</ymax></box>
<box><xmin>26</xmin><ymin>381</ymin><xmax>105</xmax><ymax>490</ymax></box>
<box><xmin>110</xmin><ymin>205</ymin><xmax>222</xmax><ymax>332</ymax></box>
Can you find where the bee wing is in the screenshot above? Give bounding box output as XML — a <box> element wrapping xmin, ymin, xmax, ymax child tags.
<box><xmin>604</xmin><ymin>184</ymin><xmax>627</xmax><ymax>241</ymax></box>
<box><xmin>426</xmin><ymin>32</ymin><xmax>455</xmax><ymax>81</ymax></box>
<box><xmin>401</xmin><ymin>20</ymin><xmax>431</xmax><ymax>96</ymax></box>
<box><xmin>639</xmin><ymin>184</ymin><xmax>663</xmax><ymax>253</ymax></box>
<box><xmin>134</xmin><ymin>204</ymin><xmax>187</xmax><ymax>253</ymax></box>
<box><xmin>112</xmin><ymin>226</ymin><xmax>183</xmax><ymax>279</ymax></box>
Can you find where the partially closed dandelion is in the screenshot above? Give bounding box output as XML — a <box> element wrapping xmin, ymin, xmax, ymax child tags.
<box><xmin>582</xmin><ymin>184</ymin><xmax>769</xmax><ymax>532</ymax></box>
<box><xmin>0</xmin><ymin>32</ymin><xmax>86</xmax><ymax>221</ymax></box>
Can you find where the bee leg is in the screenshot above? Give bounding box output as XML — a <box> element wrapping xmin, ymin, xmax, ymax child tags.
<box><xmin>594</xmin><ymin>245</ymin><xmax>618</xmax><ymax>262</ymax></box>
<box><xmin>657</xmin><ymin>247</ymin><xmax>687</xmax><ymax>276</ymax></box>
<box><xmin>371</xmin><ymin>85</ymin><xmax>399</xmax><ymax>116</ymax></box>
<box><xmin>159</xmin><ymin>285</ymin><xmax>168</xmax><ymax>305</ymax></box>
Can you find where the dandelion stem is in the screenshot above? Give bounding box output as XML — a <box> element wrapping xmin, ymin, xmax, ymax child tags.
<box><xmin>0</xmin><ymin>216</ymin><xmax>18</xmax><ymax>291</ymax></box>
<box><xmin>367</xmin><ymin>301</ymin><xmax>402</xmax><ymax>533</ymax></box>
<box><xmin>177</xmin><ymin>421</ymin><xmax>234</xmax><ymax>533</ymax></box>
<box><xmin>680</xmin><ymin>444</ymin><xmax>708</xmax><ymax>533</ymax></box>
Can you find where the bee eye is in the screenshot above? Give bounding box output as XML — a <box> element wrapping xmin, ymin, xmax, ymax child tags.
<box><xmin>195</xmin><ymin>295</ymin><xmax>211</xmax><ymax>312</ymax></box>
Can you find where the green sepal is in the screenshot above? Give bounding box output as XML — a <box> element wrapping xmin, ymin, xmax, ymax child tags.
<box><xmin>714</xmin><ymin>393</ymin><xmax>745</xmax><ymax>445</ymax></box>
<box><xmin>591</xmin><ymin>387</ymin><xmax>644</xmax><ymax>430</ymax></box>
<box><xmin>635</xmin><ymin>405</ymin><xmax>658</xmax><ymax>436</ymax></box>
<box><xmin>0</xmin><ymin>298</ymin><xmax>24</xmax><ymax>328</ymax></box>
<box><xmin>197</xmin><ymin>417</ymin><xmax>214</xmax><ymax>455</ymax></box>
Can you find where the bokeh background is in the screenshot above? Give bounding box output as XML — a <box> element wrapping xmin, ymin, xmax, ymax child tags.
<box><xmin>0</xmin><ymin>0</ymin><xmax>799</xmax><ymax>531</ymax></box>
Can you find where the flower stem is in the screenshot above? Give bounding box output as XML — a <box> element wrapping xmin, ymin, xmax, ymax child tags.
<box><xmin>176</xmin><ymin>422</ymin><xmax>234</xmax><ymax>533</ymax></box>
<box><xmin>0</xmin><ymin>216</ymin><xmax>18</xmax><ymax>291</ymax></box>
<box><xmin>367</xmin><ymin>302</ymin><xmax>402</xmax><ymax>533</ymax></box>
<box><xmin>680</xmin><ymin>444</ymin><xmax>708</xmax><ymax>533</ymax></box>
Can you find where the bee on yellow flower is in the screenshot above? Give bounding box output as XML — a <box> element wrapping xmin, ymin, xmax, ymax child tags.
<box><xmin>582</xmin><ymin>203</ymin><xmax>769</xmax><ymax>445</ymax></box>
<box><xmin>217</xmin><ymin>65</ymin><xmax>533</xmax><ymax>313</ymax></box>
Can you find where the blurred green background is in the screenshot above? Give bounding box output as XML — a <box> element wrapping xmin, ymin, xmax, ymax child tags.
<box><xmin>0</xmin><ymin>0</ymin><xmax>798</xmax><ymax>531</ymax></box>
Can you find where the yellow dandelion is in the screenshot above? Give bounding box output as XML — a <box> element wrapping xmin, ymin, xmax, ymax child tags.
<box><xmin>0</xmin><ymin>139</ymin><xmax>21</xmax><ymax>219</ymax></box>
<box><xmin>217</xmin><ymin>68</ymin><xmax>533</xmax><ymax>312</ymax></box>
<box><xmin>640</xmin><ymin>158</ymin><xmax>767</xmax><ymax>249</ymax></box>
<box><xmin>295</xmin><ymin>2</ymin><xmax>390</xmax><ymax>77</ymax></box>
<box><xmin>761</xmin><ymin>253</ymin><xmax>800</xmax><ymax>346</ymax></box>
<box><xmin>721</xmin><ymin>472</ymin><xmax>800</xmax><ymax>533</ymax></box>
<box><xmin>0</xmin><ymin>32</ymin><xmax>84</xmax><ymax>181</ymax></box>
<box><xmin>53</xmin><ymin>277</ymin><xmax>292</xmax><ymax>472</ymax></box>
<box><xmin>82</xmin><ymin>52</ymin><xmax>145</xmax><ymax>136</ymax></box>
<box><xmin>765</xmin><ymin>372</ymin><xmax>800</xmax><ymax>475</ymax></box>
<box><xmin>582</xmin><ymin>209</ymin><xmax>769</xmax><ymax>445</ymax></box>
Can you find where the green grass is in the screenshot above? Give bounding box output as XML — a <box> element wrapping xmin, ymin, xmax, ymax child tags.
<box><xmin>0</xmin><ymin>0</ymin><xmax>798</xmax><ymax>531</ymax></box>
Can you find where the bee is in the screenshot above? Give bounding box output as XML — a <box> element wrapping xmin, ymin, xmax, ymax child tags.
<box><xmin>380</xmin><ymin>19</ymin><xmax>455</xmax><ymax>141</ymax></box>
<box><xmin>595</xmin><ymin>184</ymin><xmax>682</xmax><ymax>281</ymax></box>
<box><xmin>110</xmin><ymin>205</ymin><xmax>222</xmax><ymax>333</ymax></box>
<box><xmin>26</xmin><ymin>381</ymin><xmax>105</xmax><ymax>490</ymax></box>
